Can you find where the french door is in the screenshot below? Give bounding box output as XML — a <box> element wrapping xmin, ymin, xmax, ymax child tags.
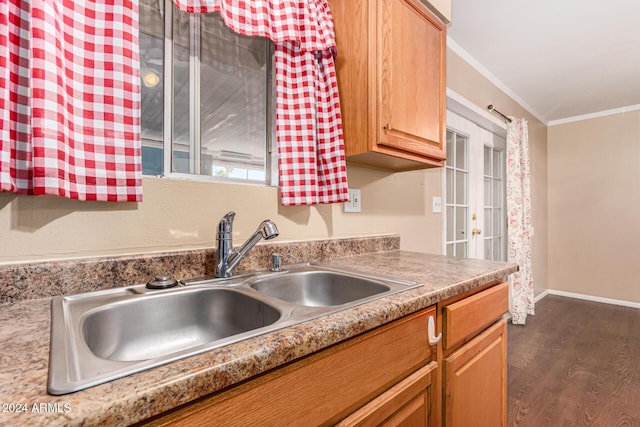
<box><xmin>445</xmin><ymin>111</ymin><xmax>506</xmax><ymax>261</ymax></box>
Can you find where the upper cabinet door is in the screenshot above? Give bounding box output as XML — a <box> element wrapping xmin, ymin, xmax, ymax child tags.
<box><xmin>377</xmin><ymin>0</ymin><xmax>447</xmax><ymax>162</ymax></box>
<box><xmin>329</xmin><ymin>0</ymin><xmax>447</xmax><ymax>171</ymax></box>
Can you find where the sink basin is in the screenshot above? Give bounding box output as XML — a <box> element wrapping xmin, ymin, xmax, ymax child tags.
<box><xmin>82</xmin><ymin>289</ymin><xmax>281</xmax><ymax>362</ymax></box>
<box><xmin>249</xmin><ymin>271</ymin><xmax>390</xmax><ymax>306</ymax></box>
<box><xmin>49</xmin><ymin>264</ymin><xmax>419</xmax><ymax>395</ymax></box>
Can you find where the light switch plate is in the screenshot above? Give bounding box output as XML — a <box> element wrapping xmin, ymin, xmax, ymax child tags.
<box><xmin>344</xmin><ymin>188</ymin><xmax>361</xmax><ymax>213</ymax></box>
<box><xmin>432</xmin><ymin>196</ymin><xmax>442</xmax><ymax>213</ymax></box>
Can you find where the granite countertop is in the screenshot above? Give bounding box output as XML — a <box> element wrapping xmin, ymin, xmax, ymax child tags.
<box><xmin>0</xmin><ymin>250</ymin><xmax>517</xmax><ymax>427</ymax></box>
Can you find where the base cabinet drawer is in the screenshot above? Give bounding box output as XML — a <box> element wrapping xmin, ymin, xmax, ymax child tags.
<box><xmin>443</xmin><ymin>281</ymin><xmax>508</xmax><ymax>350</ymax></box>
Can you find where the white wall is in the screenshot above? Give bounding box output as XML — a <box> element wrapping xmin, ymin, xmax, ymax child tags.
<box><xmin>548</xmin><ymin>111</ymin><xmax>640</xmax><ymax>303</ymax></box>
<box><xmin>0</xmin><ymin>166</ymin><xmax>443</xmax><ymax>264</ymax></box>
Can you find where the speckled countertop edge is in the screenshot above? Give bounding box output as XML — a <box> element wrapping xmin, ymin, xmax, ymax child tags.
<box><xmin>0</xmin><ymin>250</ymin><xmax>517</xmax><ymax>427</ymax></box>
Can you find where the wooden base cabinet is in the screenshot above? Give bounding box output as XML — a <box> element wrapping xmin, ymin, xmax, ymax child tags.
<box><xmin>338</xmin><ymin>362</ymin><xmax>437</xmax><ymax>427</ymax></box>
<box><xmin>142</xmin><ymin>307</ymin><xmax>438</xmax><ymax>427</ymax></box>
<box><xmin>439</xmin><ymin>282</ymin><xmax>509</xmax><ymax>427</ymax></box>
<box><xmin>444</xmin><ymin>319</ymin><xmax>507</xmax><ymax>427</ymax></box>
<box><xmin>328</xmin><ymin>0</ymin><xmax>447</xmax><ymax>170</ymax></box>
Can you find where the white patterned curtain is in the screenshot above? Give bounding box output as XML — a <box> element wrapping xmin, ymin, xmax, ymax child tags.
<box><xmin>506</xmin><ymin>118</ymin><xmax>534</xmax><ymax>324</ymax></box>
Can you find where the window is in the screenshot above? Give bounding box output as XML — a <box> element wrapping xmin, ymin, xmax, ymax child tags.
<box><xmin>139</xmin><ymin>0</ymin><xmax>274</xmax><ymax>183</ymax></box>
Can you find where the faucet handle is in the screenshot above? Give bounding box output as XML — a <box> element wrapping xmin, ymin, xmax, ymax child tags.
<box><xmin>218</xmin><ymin>211</ymin><xmax>236</xmax><ymax>236</ymax></box>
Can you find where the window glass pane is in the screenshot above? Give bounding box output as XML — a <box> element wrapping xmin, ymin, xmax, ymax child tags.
<box><xmin>139</xmin><ymin>1</ymin><xmax>271</xmax><ymax>183</ymax></box>
<box><xmin>199</xmin><ymin>14</ymin><xmax>269</xmax><ymax>179</ymax></box>
<box><xmin>140</xmin><ymin>0</ymin><xmax>165</xmax><ymax>176</ymax></box>
<box><xmin>172</xmin><ymin>5</ymin><xmax>191</xmax><ymax>173</ymax></box>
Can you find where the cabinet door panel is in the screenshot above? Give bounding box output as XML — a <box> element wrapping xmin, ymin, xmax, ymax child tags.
<box><xmin>143</xmin><ymin>308</ymin><xmax>435</xmax><ymax>427</ymax></box>
<box><xmin>444</xmin><ymin>319</ymin><xmax>507</xmax><ymax>427</ymax></box>
<box><xmin>378</xmin><ymin>0</ymin><xmax>445</xmax><ymax>159</ymax></box>
<box><xmin>338</xmin><ymin>361</ymin><xmax>437</xmax><ymax>427</ymax></box>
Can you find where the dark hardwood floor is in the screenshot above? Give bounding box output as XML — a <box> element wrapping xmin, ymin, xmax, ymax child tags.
<box><xmin>507</xmin><ymin>295</ymin><xmax>640</xmax><ymax>427</ymax></box>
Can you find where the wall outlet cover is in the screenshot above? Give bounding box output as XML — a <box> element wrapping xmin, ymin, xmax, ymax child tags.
<box><xmin>344</xmin><ymin>188</ymin><xmax>361</xmax><ymax>213</ymax></box>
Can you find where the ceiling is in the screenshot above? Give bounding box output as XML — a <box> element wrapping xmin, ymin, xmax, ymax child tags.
<box><xmin>447</xmin><ymin>0</ymin><xmax>640</xmax><ymax>124</ymax></box>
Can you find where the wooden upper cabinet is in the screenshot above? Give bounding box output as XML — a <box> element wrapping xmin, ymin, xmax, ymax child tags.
<box><xmin>330</xmin><ymin>0</ymin><xmax>446</xmax><ymax>170</ymax></box>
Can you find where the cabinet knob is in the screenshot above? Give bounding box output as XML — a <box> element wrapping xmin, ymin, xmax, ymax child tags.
<box><xmin>428</xmin><ymin>315</ymin><xmax>442</xmax><ymax>345</ymax></box>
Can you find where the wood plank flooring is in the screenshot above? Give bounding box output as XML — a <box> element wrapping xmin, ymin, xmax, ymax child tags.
<box><xmin>507</xmin><ymin>295</ymin><xmax>640</xmax><ymax>427</ymax></box>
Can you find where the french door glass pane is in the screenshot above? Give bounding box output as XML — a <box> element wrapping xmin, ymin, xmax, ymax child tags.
<box><xmin>447</xmin><ymin>243</ymin><xmax>454</xmax><ymax>257</ymax></box>
<box><xmin>484</xmin><ymin>146</ymin><xmax>491</xmax><ymax>174</ymax></box>
<box><xmin>493</xmin><ymin>179</ymin><xmax>501</xmax><ymax>206</ymax></box>
<box><xmin>445</xmin><ymin>129</ymin><xmax>469</xmax><ymax>258</ymax></box>
<box><xmin>483</xmin><ymin>145</ymin><xmax>505</xmax><ymax>261</ymax></box>
<box><xmin>456</xmin><ymin>242</ymin><xmax>467</xmax><ymax>258</ymax></box>
<box><xmin>493</xmin><ymin>237</ymin><xmax>503</xmax><ymax>260</ymax></box>
<box><xmin>484</xmin><ymin>238</ymin><xmax>492</xmax><ymax>259</ymax></box>
<box><xmin>446</xmin><ymin>206</ymin><xmax>454</xmax><ymax>241</ymax></box>
<box><xmin>493</xmin><ymin>150</ymin><xmax>501</xmax><ymax>178</ymax></box>
<box><xmin>484</xmin><ymin>177</ymin><xmax>491</xmax><ymax>205</ymax></box>
<box><xmin>446</xmin><ymin>169</ymin><xmax>454</xmax><ymax>202</ymax></box>
<box><xmin>484</xmin><ymin>207</ymin><xmax>492</xmax><ymax>235</ymax></box>
<box><xmin>456</xmin><ymin>207</ymin><xmax>468</xmax><ymax>240</ymax></box>
<box><xmin>456</xmin><ymin>136</ymin><xmax>468</xmax><ymax>169</ymax></box>
<box><xmin>455</xmin><ymin>170</ymin><xmax>467</xmax><ymax>204</ymax></box>
<box><xmin>446</xmin><ymin>131</ymin><xmax>454</xmax><ymax>167</ymax></box>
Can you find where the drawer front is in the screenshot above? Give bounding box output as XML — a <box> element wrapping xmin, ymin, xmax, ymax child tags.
<box><xmin>443</xmin><ymin>282</ymin><xmax>508</xmax><ymax>350</ymax></box>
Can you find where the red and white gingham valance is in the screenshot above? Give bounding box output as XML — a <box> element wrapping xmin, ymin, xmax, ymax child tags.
<box><xmin>0</xmin><ymin>0</ymin><xmax>142</xmax><ymax>202</ymax></box>
<box><xmin>172</xmin><ymin>0</ymin><xmax>349</xmax><ymax>206</ymax></box>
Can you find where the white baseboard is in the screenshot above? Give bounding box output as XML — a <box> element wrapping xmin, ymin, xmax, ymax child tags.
<box><xmin>538</xmin><ymin>289</ymin><xmax>640</xmax><ymax>309</ymax></box>
<box><xmin>534</xmin><ymin>290</ymin><xmax>550</xmax><ymax>303</ymax></box>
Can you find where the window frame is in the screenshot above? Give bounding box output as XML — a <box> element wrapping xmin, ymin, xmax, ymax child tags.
<box><xmin>140</xmin><ymin>0</ymin><xmax>277</xmax><ymax>186</ymax></box>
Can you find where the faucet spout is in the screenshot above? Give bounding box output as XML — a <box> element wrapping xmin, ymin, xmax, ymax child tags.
<box><xmin>214</xmin><ymin>213</ymin><xmax>279</xmax><ymax>278</ymax></box>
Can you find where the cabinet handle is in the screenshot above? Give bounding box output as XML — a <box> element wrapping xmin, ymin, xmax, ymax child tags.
<box><xmin>428</xmin><ymin>315</ymin><xmax>442</xmax><ymax>345</ymax></box>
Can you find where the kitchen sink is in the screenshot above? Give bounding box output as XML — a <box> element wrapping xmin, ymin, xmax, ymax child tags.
<box><xmin>48</xmin><ymin>264</ymin><xmax>419</xmax><ymax>395</ymax></box>
<box><xmin>249</xmin><ymin>271</ymin><xmax>390</xmax><ymax>306</ymax></box>
<box><xmin>82</xmin><ymin>289</ymin><xmax>281</xmax><ymax>362</ymax></box>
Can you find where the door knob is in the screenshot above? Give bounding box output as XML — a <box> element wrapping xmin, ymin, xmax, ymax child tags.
<box><xmin>472</xmin><ymin>228</ymin><xmax>482</xmax><ymax>236</ymax></box>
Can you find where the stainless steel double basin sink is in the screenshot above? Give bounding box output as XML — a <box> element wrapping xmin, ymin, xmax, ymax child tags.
<box><xmin>48</xmin><ymin>264</ymin><xmax>419</xmax><ymax>394</ymax></box>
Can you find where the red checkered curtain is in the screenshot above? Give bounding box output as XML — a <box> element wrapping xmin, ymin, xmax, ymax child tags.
<box><xmin>173</xmin><ymin>0</ymin><xmax>349</xmax><ymax>206</ymax></box>
<box><xmin>0</xmin><ymin>0</ymin><xmax>142</xmax><ymax>202</ymax></box>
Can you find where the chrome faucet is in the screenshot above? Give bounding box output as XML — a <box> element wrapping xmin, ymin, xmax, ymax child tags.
<box><xmin>215</xmin><ymin>211</ymin><xmax>279</xmax><ymax>278</ymax></box>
